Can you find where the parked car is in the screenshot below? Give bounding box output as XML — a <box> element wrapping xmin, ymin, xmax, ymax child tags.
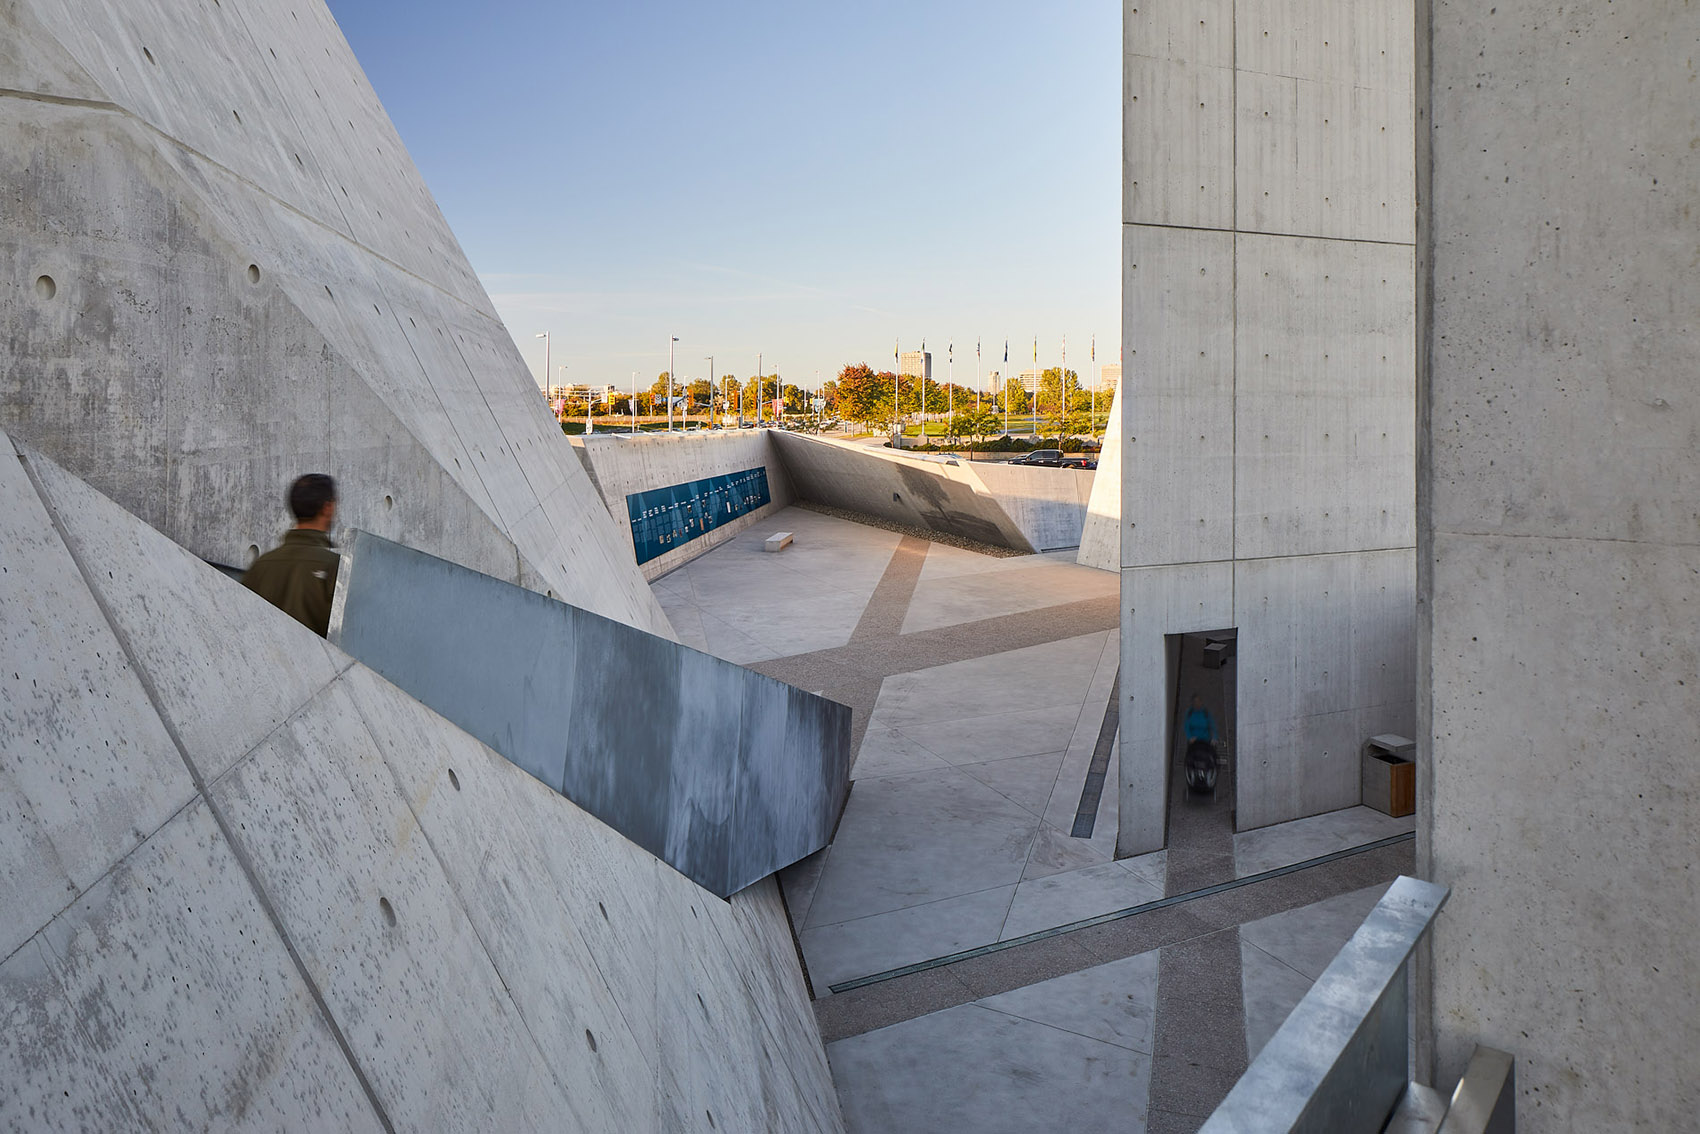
<box><xmin>1008</xmin><ymin>449</ymin><xmax>1068</xmax><ymax>467</ymax></box>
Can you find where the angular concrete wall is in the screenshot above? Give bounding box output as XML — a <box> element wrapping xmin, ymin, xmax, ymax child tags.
<box><xmin>1118</xmin><ymin>0</ymin><xmax>1416</xmax><ymax>851</ymax></box>
<box><xmin>1077</xmin><ymin>382</ymin><xmax>1123</xmax><ymax>571</ymax></box>
<box><xmin>771</xmin><ymin>431</ymin><xmax>1101</xmax><ymax>553</ymax></box>
<box><xmin>771</xmin><ymin>433</ymin><xmax>1034</xmax><ymax>549</ymax></box>
<box><xmin>0</xmin><ymin>429</ymin><xmax>843</xmax><ymax>1131</ymax></box>
<box><xmin>574</xmin><ymin>431</ymin><xmax>795</xmax><ymax>581</ymax></box>
<box><xmin>0</xmin><ymin>0</ymin><xmax>669</xmax><ymax>637</ymax></box>
<box><xmin>1421</xmin><ymin>3</ymin><xmax>1700</xmax><ymax>1126</ymax></box>
<box><xmin>332</xmin><ymin>529</ymin><xmax>852</xmax><ymax>898</ymax></box>
<box><xmin>967</xmin><ymin>460</ymin><xmax>1096</xmax><ymax>553</ymax></box>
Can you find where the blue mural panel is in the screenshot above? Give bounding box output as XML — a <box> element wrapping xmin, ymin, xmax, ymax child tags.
<box><xmin>627</xmin><ymin>466</ymin><xmax>772</xmax><ymax>565</ymax></box>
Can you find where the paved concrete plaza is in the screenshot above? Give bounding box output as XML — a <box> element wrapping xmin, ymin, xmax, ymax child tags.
<box><xmin>654</xmin><ymin>507</ymin><xmax>1416</xmax><ymax>1131</ymax></box>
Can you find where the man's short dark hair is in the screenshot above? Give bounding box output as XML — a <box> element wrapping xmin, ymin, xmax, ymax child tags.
<box><xmin>288</xmin><ymin>473</ymin><xmax>337</xmax><ymax>521</ymax></box>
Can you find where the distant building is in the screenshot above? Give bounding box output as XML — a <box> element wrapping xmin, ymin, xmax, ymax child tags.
<box><xmin>544</xmin><ymin>384</ymin><xmax>617</xmax><ymax>405</ymax></box>
<box><xmin>899</xmin><ymin>350</ymin><xmax>931</xmax><ymax>380</ymax></box>
<box><xmin>1099</xmin><ymin>362</ymin><xmax>1121</xmax><ymax>390</ymax></box>
<box><xmin>1018</xmin><ymin>368</ymin><xmax>1043</xmax><ymax>393</ymax></box>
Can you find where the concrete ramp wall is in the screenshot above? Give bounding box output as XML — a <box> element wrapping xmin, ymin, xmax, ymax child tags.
<box><xmin>1077</xmin><ymin>382</ymin><xmax>1123</xmax><ymax>571</ymax></box>
<box><xmin>968</xmin><ymin>459</ymin><xmax>1097</xmax><ymax>552</ymax></box>
<box><xmin>331</xmin><ymin>529</ymin><xmax>851</xmax><ymax>897</ymax></box>
<box><xmin>0</xmin><ymin>0</ymin><xmax>669</xmax><ymax>638</ymax></box>
<box><xmin>772</xmin><ymin>431</ymin><xmax>1105</xmax><ymax>553</ymax></box>
<box><xmin>0</xmin><ymin>430</ymin><xmax>843</xmax><ymax>1131</ymax></box>
<box><xmin>574</xmin><ymin>431</ymin><xmax>795</xmax><ymax>580</ymax></box>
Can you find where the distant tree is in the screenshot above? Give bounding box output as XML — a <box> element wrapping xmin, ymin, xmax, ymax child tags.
<box><xmin>1004</xmin><ymin>378</ymin><xmax>1031</xmax><ymax>415</ymax></box>
<box><xmin>835</xmin><ymin>363</ymin><xmax>889</xmax><ymax>427</ymax></box>
<box><xmin>687</xmin><ymin>378</ymin><xmax>714</xmax><ymax>408</ymax></box>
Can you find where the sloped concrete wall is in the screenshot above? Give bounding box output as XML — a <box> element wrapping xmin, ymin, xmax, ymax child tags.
<box><xmin>574</xmin><ymin>431</ymin><xmax>795</xmax><ymax>580</ymax></box>
<box><xmin>0</xmin><ymin>429</ymin><xmax>842</xmax><ymax>1131</ymax></box>
<box><xmin>773</xmin><ymin>432</ymin><xmax>1058</xmax><ymax>552</ymax></box>
<box><xmin>332</xmin><ymin>529</ymin><xmax>851</xmax><ymax>897</ymax></box>
<box><xmin>1421</xmin><ymin>3</ymin><xmax>1700</xmax><ymax>1126</ymax></box>
<box><xmin>1077</xmin><ymin>382</ymin><xmax>1123</xmax><ymax>571</ymax></box>
<box><xmin>1118</xmin><ymin>0</ymin><xmax>1416</xmax><ymax>850</ymax></box>
<box><xmin>967</xmin><ymin>460</ymin><xmax>1096</xmax><ymax>552</ymax></box>
<box><xmin>0</xmin><ymin>0</ymin><xmax>669</xmax><ymax>638</ymax></box>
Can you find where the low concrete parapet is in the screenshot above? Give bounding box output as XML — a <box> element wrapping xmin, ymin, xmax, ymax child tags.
<box><xmin>330</xmin><ymin>530</ymin><xmax>851</xmax><ymax>897</ymax></box>
<box><xmin>1201</xmin><ymin>876</ymin><xmax>1451</xmax><ymax>1134</ymax></box>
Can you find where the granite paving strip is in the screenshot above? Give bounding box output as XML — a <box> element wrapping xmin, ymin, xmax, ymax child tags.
<box><xmin>752</xmin><ymin>593</ymin><xmax>1118</xmax><ymax>750</ymax></box>
<box><xmin>849</xmin><ymin>535</ymin><xmax>931</xmax><ymax>643</ymax></box>
<box><xmin>1142</xmin><ymin>659</ymin><xmax>1245</xmax><ymax>1132</ymax></box>
<box><xmin>812</xmin><ymin>839</ymin><xmax>1412</xmax><ymax>1043</ymax></box>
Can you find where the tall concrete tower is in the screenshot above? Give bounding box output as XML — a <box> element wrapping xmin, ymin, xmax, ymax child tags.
<box><xmin>1117</xmin><ymin>3</ymin><xmax>1417</xmax><ymax>853</ymax></box>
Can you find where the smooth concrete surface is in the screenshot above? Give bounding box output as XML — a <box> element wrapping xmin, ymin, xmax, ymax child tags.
<box><xmin>1235</xmin><ymin>805</ymin><xmax>1415</xmax><ymax>879</ymax></box>
<box><xmin>966</xmin><ymin>459</ymin><xmax>1097</xmax><ymax>552</ymax></box>
<box><xmin>330</xmin><ymin>529</ymin><xmax>850</xmax><ymax>898</ymax></box>
<box><xmin>655</xmin><ymin>506</ymin><xmax>903</xmax><ymax>665</ymax></box>
<box><xmin>1421</xmin><ymin>4</ymin><xmax>1700</xmax><ymax>1127</ymax></box>
<box><xmin>652</xmin><ymin>506</ymin><xmax>1161</xmax><ymax>986</ymax></box>
<box><xmin>0</xmin><ymin>431</ymin><xmax>843</xmax><ymax>1131</ymax></box>
<box><xmin>799</xmin><ymin>631</ymin><xmax>1146</xmax><ymax>986</ymax></box>
<box><xmin>827</xmin><ymin>951</ymin><xmax>1159</xmax><ymax>1134</ymax></box>
<box><xmin>574</xmin><ymin>430</ymin><xmax>796</xmax><ymax>581</ymax></box>
<box><xmin>1119</xmin><ymin>0</ymin><xmax>1417</xmax><ymax>852</ymax></box>
<box><xmin>1077</xmin><ymin>381</ymin><xmax>1123</xmax><ymax>572</ymax></box>
<box><xmin>0</xmin><ymin>0</ymin><xmax>669</xmax><ymax>638</ymax></box>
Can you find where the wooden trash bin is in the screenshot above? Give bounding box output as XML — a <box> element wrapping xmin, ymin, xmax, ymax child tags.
<box><xmin>1361</xmin><ymin>734</ymin><xmax>1416</xmax><ymax>818</ymax></box>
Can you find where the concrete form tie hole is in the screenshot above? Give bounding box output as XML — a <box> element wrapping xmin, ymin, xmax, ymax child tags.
<box><xmin>142</xmin><ymin>46</ymin><xmax>155</xmax><ymax>65</ymax></box>
<box><xmin>378</xmin><ymin>896</ymin><xmax>396</xmax><ymax>927</ymax></box>
<box><xmin>34</xmin><ymin>276</ymin><xmax>55</xmax><ymax>300</ymax></box>
<box><xmin>584</xmin><ymin>1029</ymin><xmax>597</xmax><ymax>1053</ymax></box>
<box><xmin>597</xmin><ymin>901</ymin><xmax>608</xmax><ymax>921</ymax></box>
<box><xmin>246</xmin><ymin>264</ymin><xmax>261</xmax><ymax>284</ymax></box>
<box><xmin>447</xmin><ymin>767</ymin><xmax>460</xmax><ymax>791</ymax></box>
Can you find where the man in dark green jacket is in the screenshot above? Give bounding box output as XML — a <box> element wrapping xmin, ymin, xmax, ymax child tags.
<box><xmin>243</xmin><ymin>473</ymin><xmax>340</xmax><ymax>636</ymax></box>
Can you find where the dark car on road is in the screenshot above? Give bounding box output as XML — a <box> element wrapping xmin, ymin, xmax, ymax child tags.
<box><xmin>1008</xmin><ymin>449</ymin><xmax>1068</xmax><ymax>467</ymax></box>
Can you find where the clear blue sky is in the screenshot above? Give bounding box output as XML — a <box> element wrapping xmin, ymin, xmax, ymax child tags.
<box><xmin>326</xmin><ymin>0</ymin><xmax>1120</xmax><ymax>394</ymax></box>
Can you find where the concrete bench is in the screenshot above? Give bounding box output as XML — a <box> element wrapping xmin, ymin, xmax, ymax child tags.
<box><xmin>765</xmin><ymin>532</ymin><xmax>793</xmax><ymax>552</ymax></box>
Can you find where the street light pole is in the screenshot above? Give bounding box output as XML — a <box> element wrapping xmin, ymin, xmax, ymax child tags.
<box><xmin>631</xmin><ymin>371</ymin><xmax>637</xmax><ymax>434</ymax></box>
<box><xmin>668</xmin><ymin>336</ymin><xmax>678</xmax><ymax>431</ymax></box>
<box><xmin>756</xmin><ymin>353</ymin><xmax>763</xmax><ymax>426</ymax></box>
<box><xmin>703</xmin><ymin>356</ymin><xmax>713</xmax><ymax>428</ymax></box>
<box><xmin>534</xmin><ymin>331</ymin><xmax>549</xmax><ymax>398</ymax></box>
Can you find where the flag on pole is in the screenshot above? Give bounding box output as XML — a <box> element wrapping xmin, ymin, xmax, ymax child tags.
<box><xmin>1091</xmin><ymin>335</ymin><xmax>1096</xmax><ymax>363</ymax></box>
<box><xmin>1003</xmin><ymin>341</ymin><xmax>1008</xmax><ymax>364</ymax></box>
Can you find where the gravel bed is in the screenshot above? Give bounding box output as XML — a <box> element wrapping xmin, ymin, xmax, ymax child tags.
<box><xmin>792</xmin><ymin>500</ymin><xmax>1028</xmax><ymax>558</ymax></box>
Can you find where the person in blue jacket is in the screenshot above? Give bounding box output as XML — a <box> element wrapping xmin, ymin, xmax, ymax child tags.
<box><xmin>1183</xmin><ymin>695</ymin><xmax>1215</xmax><ymax>746</ymax></box>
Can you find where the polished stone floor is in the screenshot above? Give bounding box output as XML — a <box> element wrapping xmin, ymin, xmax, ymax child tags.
<box><xmin>651</xmin><ymin>508</ymin><xmax>1415</xmax><ymax>1132</ymax></box>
